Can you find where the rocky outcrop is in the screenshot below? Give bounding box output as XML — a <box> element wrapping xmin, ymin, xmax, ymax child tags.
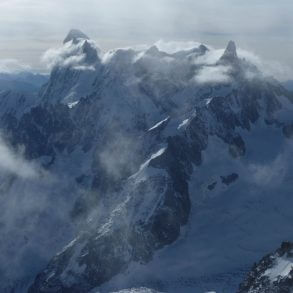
<box><xmin>238</xmin><ymin>242</ymin><xmax>293</xmax><ymax>293</ymax></box>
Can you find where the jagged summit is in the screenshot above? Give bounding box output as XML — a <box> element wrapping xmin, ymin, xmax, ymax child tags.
<box><xmin>145</xmin><ymin>45</ymin><xmax>169</xmax><ymax>58</ymax></box>
<box><xmin>81</xmin><ymin>40</ymin><xmax>99</xmax><ymax>63</ymax></box>
<box><xmin>146</xmin><ymin>45</ymin><xmax>160</xmax><ymax>55</ymax></box>
<box><xmin>224</xmin><ymin>40</ymin><xmax>238</xmax><ymax>58</ymax></box>
<box><xmin>198</xmin><ymin>44</ymin><xmax>209</xmax><ymax>54</ymax></box>
<box><xmin>63</xmin><ymin>29</ymin><xmax>89</xmax><ymax>44</ymax></box>
<box><xmin>219</xmin><ymin>40</ymin><xmax>238</xmax><ymax>63</ymax></box>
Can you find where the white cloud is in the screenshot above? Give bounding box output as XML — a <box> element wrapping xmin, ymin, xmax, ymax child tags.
<box><xmin>238</xmin><ymin>49</ymin><xmax>293</xmax><ymax>81</ymax></box>
<box><xmin>0</xmin><ymin>58</ymin><xmax>31</xmax><ymax>73</ymax></box>
<box><xmin>248</xmin><ymin>149</ymin><xmax>291</xmax><ymax>188</ymax></box>
<box><xmin>41</xmin><ymin>39</ymin><xmax>99</xmax><ymax>70</ymax></box>
<box><xmin>42</xmin><ymin>41</ymin><xmax>84</xmax><ymax>70</ymax></box>
<box><xmin>192</xmin><ymin>47</ymin><xmax>293</xmax><ymax>82</ymax></box>
<box><xmin>155</xmin><ymin>40</ymin><xmax>202</xmax><ymax>54</ymax></box>
<box><xmin>0</xmin><ymin>134</ymin><xmax>38</xmax><ymax>179</ymax></box>
<box><xmin>193</xmin><ymin>49</ymin><xmax>225</xmax><ymax>66</ymax></box>
<box><xmin>195</xmin><ymin>65</ymin><xmax>232</xmax><ymax>84</ymax></box>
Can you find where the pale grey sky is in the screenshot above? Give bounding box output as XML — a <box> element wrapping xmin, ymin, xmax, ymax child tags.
<box><xmin>0</xmin><ymin>0</ymin><xmax>292</xmax><ymax>78</ymax></box>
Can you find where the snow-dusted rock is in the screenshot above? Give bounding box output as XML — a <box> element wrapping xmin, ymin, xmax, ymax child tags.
<box><xmin>1</xmin><ymin>30</ymin><xmax>293</xmax><ymax>292</ymax></box>
<box><xmin>238</xmin><ymin>242</ymin><xmax>293</xmax><ymax>293</ymax></box>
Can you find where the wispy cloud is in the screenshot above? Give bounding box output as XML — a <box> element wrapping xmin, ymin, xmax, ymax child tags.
<box><xmin>154</xmin><ymin>40</ymin><xmax>202</xmax><ymax>54</ymax></box>
<box><xmin>0</xmin><ymin>134</ymin><xmax>38</xmax><ymax>179</ymax></box>
<box><xmin>0</xmin><ymin>58</ymin><xmax>31</xmax><ymax>73</ymax></box>
<box><xmin>42</xmin><ymin>39</ymin><xmax>98</xmax><ymax>70</ymax></box>
<box><xmin>195</xmin><ymin>65</ymin><xmax>232</xmax><ymax>84</ymax></box>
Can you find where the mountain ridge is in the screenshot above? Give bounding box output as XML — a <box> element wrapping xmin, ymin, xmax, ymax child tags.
<box><xmin>0</xmin><ymin>30</ymin><xmax>293</xmax><ymax>292</ymax></box>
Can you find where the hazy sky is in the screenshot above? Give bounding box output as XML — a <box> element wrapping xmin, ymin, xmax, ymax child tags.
<box><xmin>0</xmin><ymin>0</ymin><xmax>292</xmax><ymax>77</ymax></box>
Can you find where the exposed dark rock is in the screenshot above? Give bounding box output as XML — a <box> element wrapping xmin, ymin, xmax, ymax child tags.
<box><xmin>283</xmin><ymin>123</ymin><xmax>293</xmax><ymax>139</ymax></box>
<box><xmin>221</xmin><ymin>173</ymin><xmax>239</xmax><ymax>185</ymax></box>
<box><xmin>63</xmin><ymin>29</ymin><xmax>89</xmax><ymax>44</ymax></box>
<box><xmin>208</xmin><ymin>181</ymin><xmax>217</xmax><ymax>190</ymax></box>
<box><xmin>238</xmin><ymin>242</ymin><xmax>293</xmax><ymax>293</ymax></box>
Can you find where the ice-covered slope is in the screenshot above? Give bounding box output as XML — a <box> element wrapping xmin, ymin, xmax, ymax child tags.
<box><xmin>1</xmin><ymin>30</ymin><xmax>293</xmax><ymax>292</ymax></box>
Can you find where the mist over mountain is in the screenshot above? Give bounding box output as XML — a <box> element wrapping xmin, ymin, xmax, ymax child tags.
<box><xmin>283</xmin><ymin>80</ymin><xmax>293</xmax><ymax>92</ymax></box>
<box><xmin>0</xmin><ymin>28</ymin><xmax>293</xmax><ymax>293</ymax></box>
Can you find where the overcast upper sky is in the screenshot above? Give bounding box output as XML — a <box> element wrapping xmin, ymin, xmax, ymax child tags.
<box><xmin>0</xmin><ymin>0</ymin><xmax>292</xmax><ymax>77</ymax></box>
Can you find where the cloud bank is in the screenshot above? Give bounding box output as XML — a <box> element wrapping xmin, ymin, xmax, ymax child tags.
<box><xmin>195</xmin><ymin>65</ymin><xmax>232</xmax><ymax>84</ymax></box>
<box><xmin>0</xmin><ymin>59</ymin><xmax>31</xmax><ymax>73</ymax></box>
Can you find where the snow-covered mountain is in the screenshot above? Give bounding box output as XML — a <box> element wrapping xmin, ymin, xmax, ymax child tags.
<box><xmin>1</xmin><ymin>30</ymin><xmax>293</xmax><ymax>293</ymax></box>
<box><xmin>238</xmin><ymin>242</ymin><xmax>293</xmax><ymax>293</ymax></box>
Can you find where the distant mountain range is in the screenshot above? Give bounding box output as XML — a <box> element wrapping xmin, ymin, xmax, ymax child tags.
<box><xmin>0</xmin><ymin>71</ymin><xmax>48</xmax><ymax>94</ymax></box>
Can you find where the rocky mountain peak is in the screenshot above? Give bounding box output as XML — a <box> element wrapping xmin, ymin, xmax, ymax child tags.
<box><xmin>63</xmin><ymin>29</ymin><xmax>89</xmax><ymax>44</ymax></box>
<box><xmin>219</xmin><ymin>40</ymin><xmax>238</xmax><ymax>63</ymax></box>
<box><xmin>198</xmin><ymin>44</ymin><xmax>209</xmax><ymax>54</ymax></box>
<box><xmin>82</xmin><ymin>40</ymin><xmax>99</xmax><ymax>64</ymax></box>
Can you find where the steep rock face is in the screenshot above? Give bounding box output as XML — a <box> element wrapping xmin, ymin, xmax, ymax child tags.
<box><xmin>238</xmin><ymin>242</ymin><xmax>293</xmax><ymax>293</ymax></box>
<box><xmin>220</xmin><ymin>40</ymin><xmax>238</xmax><ymax>62</ymax></box>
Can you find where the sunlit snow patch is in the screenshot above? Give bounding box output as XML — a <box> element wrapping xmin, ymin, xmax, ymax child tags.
<box><xmin>178</xmin><ymin>118</ymin><xmax>189</xmax><ymax>129</ymax></box>
<box><xmin>68</xmin><ymin>101</ymin><xmax>79</xmax><ymax>108</ymax></box>
<box><xmin>264</xmin><ymin>257</ymin><xmax>293</xmax><ymax>281</ymax></box>
<box><xmin>148</xmin><ymin>117</ymin><xmax>169</xmax><ymax>131</ymax></box>
<box><xmin>137</xmin><ymin>147</ymin><xmax>166</xmax><ymax>173</ymax></box>
<box><xmin>206</xmin><ymin>97</ymin><xmax>213</xmax><ymax>105</ymax></box>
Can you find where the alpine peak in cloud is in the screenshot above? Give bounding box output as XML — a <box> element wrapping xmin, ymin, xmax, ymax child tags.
<box><xmin>0</xmin><ymin>29</ymin><xmax>293</xmax><ymax>293</ymax></box>
<box><xmin>63</xmin><ymin>29</ymin><xmax>90</xmax><ymax>44</ymax></box>
<box><xmin>220</xmin><ymin>40</ymin><xmax>238</xmax><ymax>63</ymax></box>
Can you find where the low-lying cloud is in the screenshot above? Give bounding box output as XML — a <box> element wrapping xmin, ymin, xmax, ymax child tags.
<box><xmin>0</xmin><ymin>58</ymin><xmax>31</xmax><ymax>73</ymax></box>
<box><xmin>195</xmin><ymin>65</ymin><xmax>232</xmax><ymax>84</ymax></box>
<box><xmin>42</xmin><ymin>39</ymin><xmax>98</xmax><ymax>70</ymax></box>
<box><xmin>238</xmin><ymin>49</ymin><xmax>293</xmax><ymax>81</ymax></box>
<box><xmin>0</xmin><ymin>134</ymin><xmax>38</xmax><ymax>179</ymax></box>
<box><xmin>154</xmin><ymin>40</ymin><xmax>202</xmax><ymax>54</ymax></box>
